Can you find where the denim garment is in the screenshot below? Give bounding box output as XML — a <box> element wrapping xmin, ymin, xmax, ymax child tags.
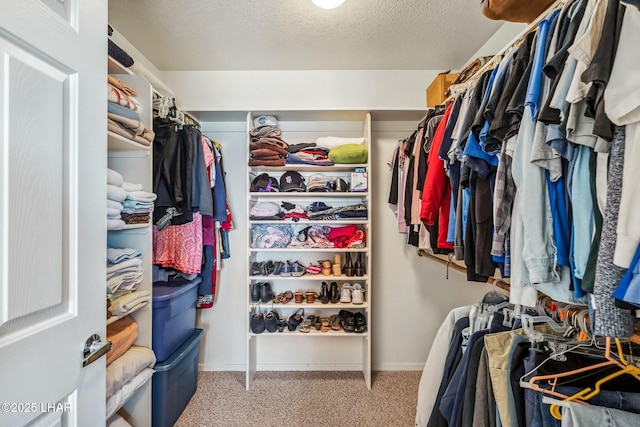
<box><xmin>562</xmin><ymin>401</ymin><xmax>640</xmax><ymax>426</ymax></box>
<box><xmin>612</xmin><ymin>244</ymin><xmax>640</xmax><ymax>306</ymax></box>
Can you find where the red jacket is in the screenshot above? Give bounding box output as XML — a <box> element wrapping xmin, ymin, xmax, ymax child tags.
<box><xmin>420</xmin><ymin>103</ymin><xmax>453</xmax><ymax>250</ymax></box>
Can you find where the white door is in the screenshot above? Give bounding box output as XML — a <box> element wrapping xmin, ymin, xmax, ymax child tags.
<box><xmin>0</xmin><ymin>1</ymin><xmax>107</xmax><ymax>426</ymax></box>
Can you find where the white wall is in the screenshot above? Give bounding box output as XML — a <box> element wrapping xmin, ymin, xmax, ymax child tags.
<box><xmin>161</xmin><ymin>70</ymin><xmax>440</xmax><ymax>112</ymax></box>
<box><xmin>195</xmin><ymin>119</ymin><xmax>491</xmax><ymax>371</ymax></box>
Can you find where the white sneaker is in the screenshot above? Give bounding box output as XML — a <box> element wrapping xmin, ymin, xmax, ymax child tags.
<box><xmin>340</xmin><ymin>283</ymin><xmax>353</xmax><ymax>303</ymax></box>
<box><xmin>351</xmin><ymin>283</ymin><xmax>364</xmax><ymax>305</ymax></box>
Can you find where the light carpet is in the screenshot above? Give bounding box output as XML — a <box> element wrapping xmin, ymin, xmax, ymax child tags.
<box><xmin>176</xmin><ymin>371</ymin><xmax>421</xmax><ymax>427</ymax></box>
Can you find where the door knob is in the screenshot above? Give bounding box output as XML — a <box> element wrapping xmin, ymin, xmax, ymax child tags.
<box><xmin>82</xmin><ymin>333</ymin><xmax>112</xmax><ymax>367</ymax></box>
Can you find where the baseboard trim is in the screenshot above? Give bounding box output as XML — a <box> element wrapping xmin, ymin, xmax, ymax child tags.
<box><xmin>200</xmin><ymin>362</ymin><xmax>424</xmax><ymax>371</ymax></box>
<box><xmin>372</xmin><ymin>363</ymin><xmax>424</xmax><ymax>371</ymax></box>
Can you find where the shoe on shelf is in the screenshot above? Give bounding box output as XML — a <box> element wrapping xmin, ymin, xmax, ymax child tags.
<box><xmin>287</xmin><ymin>308</ymin><xmax>305</xmax><ymax>331</ymax></box>
<box><xmin>265</xmin><ymin>260</ymin><xmax>275</xmax><ymax>276</ymax></box>
<box><xmin>260</xmin><ymin>282</ymin><xmax>274</xmax><ymax>303</ymax></box>
<box><xmin>351</xmin><ymin>283</ymin><xmax>364</xmax><ymax>305</ymax></box>
<box><xmin>250</xmin><ymin>311</ymin><xmax>265</xmax><ymax>334</ymax></box>
<box><xmin>251</xmin><ymin>282</ymin><xmax>262</xmax><ymax>303</ymax></box>
<box><xmin>354</xmin><ymin>312</ymin><xmax>367</xmax><ymax>333</ymax></box>
<box><xmin>280</xmin><ymin>261</ymin><xmax>292</xmax><ymax>277</ymax></box>
<box><xmin>306</xmin><ymin>263</ymin><xmax>321</xmax><ymax>275</ymax></box>
<box><xmin>330</xmin><ymin>281</ymin><xmax>340</xmax><ymax>304</ymax></box>
<box><xmin>272</xmin><ymin>261</ymin><xmax>284</xmax><ymax>276</ymax></box>
<box><xmin>291</xmin><ymin>261</ymin><xmax>305</xmax><ymax>277</ymax></box>
<box><xmin>341</xmin><ymin>310</ymin><xmax>356</xmax><ymax>333</ymax></box>
<box><xmin>329</xmin><ymin>314</ymin><xmax>342</xmax><ymax>331</ymax></box>
<box><xmin>319</xmin><ymin>282</ymin><xmax>330</xmax><ymax>304</ymax></box>
<box><xmin>265</xmin><ymin>311</ymin><xmax>280</xmax><ymax>333</ymax></box>
<box><xmin>250</xmin><ymin>262</ymin><xmax>263</xmax><ymax>276</ymax></box>
<box><xmin>340</xmin><ymin>283</ymin><xmax>353</xmax><ymax>303</ymax></box>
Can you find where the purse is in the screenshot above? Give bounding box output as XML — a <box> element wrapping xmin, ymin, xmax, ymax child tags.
<box><xmin>481</xmin><ymin>0</ymin><xmax>556</xmax><ymax>23</ymax></box>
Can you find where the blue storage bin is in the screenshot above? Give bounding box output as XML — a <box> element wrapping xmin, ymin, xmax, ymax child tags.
<box><xmin>152</xmin><ymin>278</ymin><xmax>200</xmax><ymax>363</ymax></box>
<box><xmin>152</xmin><ymin>328</ymin><xmax>203</xmax><ymax>427</ymax></box>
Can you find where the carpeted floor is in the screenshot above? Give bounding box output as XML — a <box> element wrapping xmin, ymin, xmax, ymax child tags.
<box><xmin>176</xmin><ymin>371</ymin><xmax>421</xmax><ymax>427</ymax></box>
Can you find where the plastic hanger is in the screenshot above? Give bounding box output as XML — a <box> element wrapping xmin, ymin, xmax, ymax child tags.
<box><xmin>548</xmin><ymin>338</ymin><xmax>640</xmax><ymax>420</ymax></box>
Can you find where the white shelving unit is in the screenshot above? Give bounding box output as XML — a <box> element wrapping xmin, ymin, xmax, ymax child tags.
<box><xmin>245</xmin><ymin>111</ymin><xmax>372</xmax><ymax>390</ymax></box>
<box><xmin>107</xmin><ymin>58</ymin><xmax>153</xmax><ymax>425</ymax></box>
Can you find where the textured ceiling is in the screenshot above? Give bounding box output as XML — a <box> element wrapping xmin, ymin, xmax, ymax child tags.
<box><xmin>108</xmin><ymin>0</ymin><xmax>503</xmax><ymax>71</ymax></box>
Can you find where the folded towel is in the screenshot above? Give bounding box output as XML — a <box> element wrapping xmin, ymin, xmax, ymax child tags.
<box><xmin>107</xmin><ymin>199</ymin><xmax>124</xmax><ymax>211</ymax></box>
<box><xmin>108</xmin><ymin>119</ymin><xmax>151</xmax><ymax>147</ymax></box>
<box><xmin>121</xmin><ymin>213</ymin><xmax>150</xmax><ymax>225</ymax></box>
<box><xmin>126</xmin><ymin>190</ymin><xmax>157</xmax><ymax>203</ymax></box>
<box><xmin>108</xmin><ymin>113</ymin><xmax>154</xmax><ymax>143</ymax></box>
<box><xmin>107</xmin><ymin>75</ymin><xmax>137</xmax><ymax>97</ymax></box>
<box><xmin>107</xmin><ymin>208</ymin><xmax>122</xmax><ymax>218</ymax></box>
<box><xmin>121</xmin><ymin>207</ymin><xmax>153</xmax><ymax>214</ymax></box>
<box><xmin>107</xmin><ymin>168</ymin><xmax>124</xmax><ymax>187</ymax></box>
<box><xmin>107</xmin><ymin>184</ymin><xmax>128</xmax><ymax>202</ymax></box>
<box><xmin>107</xmin><ymin>270</ymin><xmax>144</xmax><ymax>293</ymax></box>
<box><xmin>108</xmin><ymin>101</ymin><xmax>141</xmax><ymax>122</ymax></box>
<box><xmin>108</xmin><ymin>84</ymin><xmax>140</xmax><ymax>112</ymax></box>
<box><xmin>107</xmin><ymin>247</ymin><xmax>142</xmax><ymax>265</ymax></box>
<box><xmin>107</xmin><ymin>214</ymin><xmax>121</xmax><ymax>220</ymax></box>
<box><xmin>107</xmin><ymin>258</ymin><xmax>143</xmax><ymax>276</ymax></box>
<box><xmin>122</xmin><ymin>199</ymin><xmax>154</xmax><ymax>209</ymax></box>
<box><xmin>107</xmin><ymin>219</ymin><xmax>126</xmax><ymax>231</ymax></box>
<box><xmin>121</xmin><ymin>182</ymin><xmax>143</xmax><ymax>192</ymax></box>
<box><xmin>110</xmin><ymin>291</ymin><xmax>151</xmax><ymax>317</ymax></box>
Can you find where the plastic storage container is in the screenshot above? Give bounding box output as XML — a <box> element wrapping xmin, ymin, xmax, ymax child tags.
<box><xmin>152</xmin><ymin>278</ymin><xmax>200</xmax><ymax>362</ymax></box>
<box><xmin>152</xmin><ymin>328</ymin><xmax>203</xmax><ymax>427</ymax></box>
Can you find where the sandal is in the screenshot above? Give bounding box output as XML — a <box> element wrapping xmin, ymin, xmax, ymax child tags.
<box><xmin>329</xmin><ymin>314</ymin><xmax>342</xmax><ymax>331</ymax></box>
<box><xmin>287</xmin><ymin>308</ymin><xmax>304</xmax><ymax>331</ymax></box>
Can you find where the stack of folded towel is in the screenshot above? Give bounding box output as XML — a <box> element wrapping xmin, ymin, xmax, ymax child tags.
<box><xmin>249</xmin><ymin>115</ymin><xmax>288</xmax><ymax>167</ymax></box>
<box><xmin>122</xmin><ymin>187</ymin><xmax>156</xmax><ymax>225</ymax></box>
<box><xmin>107</xmin><ymin>75</ymin><xmax>154</xmax><ymax>146</ymax></box>
<box><xmin>107</xmin><ymin>168</ymin><xmax>126</xmax><ymax>230</ymax></box>
<box><xmin>107</xmin><ymin>168</ymin><xmax>156</xmax><ymax>228</ymax></box>
<box><xmin>107</xmin><ymin>247</ymin><xmax>144</xmax><ymax>295</ymax></box>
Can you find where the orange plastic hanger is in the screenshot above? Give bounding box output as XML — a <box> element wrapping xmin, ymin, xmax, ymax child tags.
<box><xmin>548</xmin><ymin>338</ymin><xmax>640</xmax><ymax>419</ymax></box>
<box><xmin>527</xmin><ymin>337</ymin><xmax>639</xmax><ymax>400</ymax></box>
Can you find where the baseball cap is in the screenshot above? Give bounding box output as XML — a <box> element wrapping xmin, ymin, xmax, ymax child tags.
<box><xmin>332</xmin><ymin>178</ymin><xmax>349</xmax><ymax>192</ymax></box>
<box><xmin>253</xmin><ymin>115</ymin><xmax>279</xmax><ymax>130</ymax></box>
<box><xmin>250</xmin><ymin>173</ymin><xmax>280</xmax><ymax>192</ymax></box>
<box><xmin>280</xmin><ymin>171</ymin><xmax>306</xmax><ymax>192</ymax></box>
<box><xmin>307</xmin><ymin>173</ymin><xmax>333</xmax><ymax>192</ymax></box>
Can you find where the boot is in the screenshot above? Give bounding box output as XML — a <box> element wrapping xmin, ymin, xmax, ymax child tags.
<box><xmin>343</xmin><ymin>253</ymin><xmax>354</xmax><ymax>277</ymax></box>
<box><xmin>320</xmin><ymin>282</ymin><xmax>330</xmax><ymax>304</ymax></box>
<box><xmin>330</xmin><ymin>281</ymin><xmax>340</xmax><ymax>304</ymax></box>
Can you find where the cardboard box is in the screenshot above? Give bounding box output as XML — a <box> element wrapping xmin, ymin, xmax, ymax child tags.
<box><xmin>426</xmin><ymin>72</ymin><xmax>460</xmax><ymax>107</ymax></box>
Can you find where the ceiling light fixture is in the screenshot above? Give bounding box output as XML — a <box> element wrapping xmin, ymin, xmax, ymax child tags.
<box><xmin>312</xmin><ymin>0</ymin><xmax>346</xmax><ymax>9</ymax></box>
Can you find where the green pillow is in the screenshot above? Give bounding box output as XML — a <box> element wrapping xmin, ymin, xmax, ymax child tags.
<box><xmin>328</xmin><ymin>144</ymin><xmax>368</xmax><ymax>164</ymax></box>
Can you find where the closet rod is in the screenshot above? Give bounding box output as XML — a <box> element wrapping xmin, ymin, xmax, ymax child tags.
<box><xmin>445</xmin><ymin>0</ymin><xmax>564</xmax><ymax>102</ymax></box>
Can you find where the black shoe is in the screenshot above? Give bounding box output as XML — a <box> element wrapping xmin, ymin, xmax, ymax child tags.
<box><xmin>342</xmin><ymin>310</ymin><xmax>356</xmax><ymax>333</ymax></box>
<box><xmin>260</xmin><ymin>282</ymin><xmax>274</xmax><ymax>303</ymax></box>
<box><xmin>330</xmin><ymin>281</ymin><xmax>340</xmax><ymax>304</ymax></box>
<box><xmin>320</xmin><ymin>282</ymin><xmax>330</xmax><ymax>304</ymax></box>
<box><xmin>251</xmin><ymin>282</ymin><xmax>262</xmax><ymax>302</ymax></box>
<box><xmin>264</xmin><ymin>260</ymin><xmax>274</xmax><ymax>275</ymax></box>
<box><xmin>354</xmin><ymin>312</ymin><xmax>367</xmax><ymax>333</ymax></box>
<box><xmin>250</xmin><ymin>312</ymin><xmax>265</xmax><ymax>334</ymax></box>
<box><xmin>287</xmin><ymin>308</ymin><xmax>304</xmax><ymax>331</ymax></box>
<box><xmin>265</xmin><ymin>311</ymin><xmax>280</xmax><ymax>333</ymax></box>
<box><xmin>272</xmin><ymin>261</ymin><xmax>284</xmax><ymax>276</ymax></box>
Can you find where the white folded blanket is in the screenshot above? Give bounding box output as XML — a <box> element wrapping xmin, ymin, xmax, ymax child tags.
<box><xmin>316</xmin><ymin>136</ymin><xmax>365</xmax><ymax>149</ymax></box>
<box><xmin>107</xmin><ymin>258</ymin><xmax>143</xmax><ymax>276</ymax></box>
<box><xmin>110</xmin><ymin>291</ymin><xmax>151</xmax><ymax>317</ymax></box>
<box><xmin>107</xmin><ymin>208</ymin><xmax>122</xmax><ymax>218</ymax></box>
<box><xmin>121</xmin><ymin>182</ymin><xmax>143</xmax><ymax>192</ymax></box>
<box><xmin>107</xmin><ymin>168</ymin><xmax>124</xmax><ymax>187</ymax></box>
<box><xmin>107</xmin><ymin>270</ymin><xmax>144</xmax><ymax>293</ymax></box>
<box><xmin>106</xmin><ymin>346</ymin><xmax>156</xmax><ymax>399</ymax></box>
<box><xmin>107</xmin><ymin>199</ymin><xmax>123</xmax><ymax>212</ymax></box>
<box><xmin>107</xmin><ymin>184</ymin><xmax>128</xmax><ymax>203</ymax></box>
<box><xmin>126</xmin><ymin>190</ymin><xmax>157</xmax><ymax>202</ymax></box>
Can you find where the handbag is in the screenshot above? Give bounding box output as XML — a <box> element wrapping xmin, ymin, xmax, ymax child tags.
<box><xmin>481</xmin><ymin>0</ymin><xmax>556</xmax><ymax>23</ymax></box>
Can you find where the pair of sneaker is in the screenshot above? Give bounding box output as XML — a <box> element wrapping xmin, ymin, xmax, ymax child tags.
<box><xmin>340</xmin><ymin>283</ymin><xmax>364</xmax><ymax>304</ymax></box>
<box><xmin>279</xmin><ymin>260</ymin><xmax>305</xmax><ymax>277</ymax></box>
